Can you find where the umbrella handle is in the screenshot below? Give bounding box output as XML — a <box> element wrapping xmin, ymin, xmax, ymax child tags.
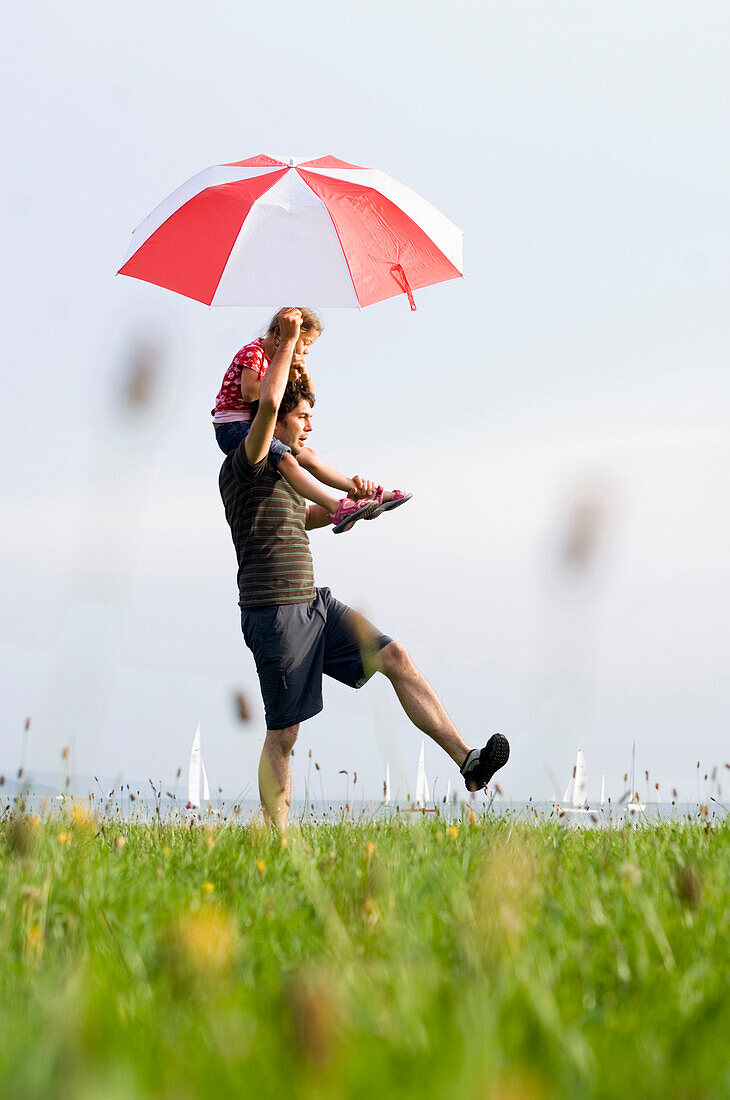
<box><xmin>391</xmin><ymin>264</ymin><xmax>417</xmax><ymax>311</ymax></box>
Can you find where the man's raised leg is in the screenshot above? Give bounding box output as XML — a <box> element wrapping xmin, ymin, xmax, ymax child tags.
<box><xmin>258</xmin><ymin>724</ymin><xmax>299</xmax><ymax>832</ymax></box>
<box><xmin>376</xmin><ymin>641</ymin><xmax>470</xmax><ymax>766</ymax></box>
<box><xmin>374</xmin><ymin>637</ymin><xmax>510</xmax><ymax>791</ymax></box>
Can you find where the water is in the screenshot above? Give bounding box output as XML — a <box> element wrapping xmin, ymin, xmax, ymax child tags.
<box><xmin>3</xmin><ymin>790</ymin><xmax>725</xmax><ymax>827</ymax></box>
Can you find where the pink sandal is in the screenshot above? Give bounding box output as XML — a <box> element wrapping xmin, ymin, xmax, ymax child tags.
<box><xmin>365</xmin><ymin>486</ymin><xmax>413</xmax><ymax>519</ymax></box>
<box><xmin>330</xmin><ymin>496</ymin><xmax>378</xmax><ymax>534</ymax></box>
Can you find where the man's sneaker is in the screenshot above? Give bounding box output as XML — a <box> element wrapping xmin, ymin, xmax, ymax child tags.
<box><xmin>365</xmin><ymin>486</ymin><xmax>413</xmax><ymax>519</ymax></box>
<box><xmin>460</xmin><ymin>734</ymin><xmax>510</xmax><ymax>792</ymax></box>
<box><xmin>330</xmin><ymin>497</ymin><xmax>378</xmax><ymax>534</ymax></box>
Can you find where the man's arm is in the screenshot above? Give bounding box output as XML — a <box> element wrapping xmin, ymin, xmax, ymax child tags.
<box><xmin>244</xmin><ymin>308</ymin><xmax>301</xmax><ymax>465</ymax></box>
<box><xmin>305</xmin><ymin>505</ymin><xmax>334</xmax><ymax>530</ymax></box>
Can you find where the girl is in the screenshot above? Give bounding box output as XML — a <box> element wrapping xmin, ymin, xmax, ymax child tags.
<box><xmin>212</xmin><ymin>308</ymin><xmax>410</xmax><ymax>533</ymax></box>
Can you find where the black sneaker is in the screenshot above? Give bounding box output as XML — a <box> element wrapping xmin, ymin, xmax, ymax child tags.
<box><xmin>460</xmin><ymin>734</ymin><xmax>510</xmax><ymax>792</ymax></box>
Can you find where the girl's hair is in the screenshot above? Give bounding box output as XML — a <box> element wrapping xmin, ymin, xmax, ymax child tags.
<box><xmin>265</xmin><ymin>307</ymin><xmax>323</xmax><ymax>340</ymax></box>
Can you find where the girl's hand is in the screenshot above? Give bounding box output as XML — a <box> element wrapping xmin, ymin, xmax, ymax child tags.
<box><xmin>289</xmin><ymin>357</ymin><xmax>314</xmax><ymax>390</ymax></box>
<box><xmin>348</xmin><ymin>476</ymin><xmax>377</xmax><ymax>500</ymax></box>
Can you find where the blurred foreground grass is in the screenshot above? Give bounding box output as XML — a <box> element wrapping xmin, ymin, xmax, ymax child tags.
<box><xmin>1</xmin><ymin>807</ymin><xmax>728</xmax><ymax>1099</ymax></box>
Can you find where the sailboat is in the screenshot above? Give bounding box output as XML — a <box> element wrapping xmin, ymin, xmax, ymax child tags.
<box><xmin>560</xmin><ymin>748</ymin><xmax>591</xmax><ymax>817</ymax></box>
<box><xmin>406</xmin><ymin>741</ymin><xmax>436</xmax><ymax>812</ymax></box>
<box><xmin>186</xmin><ymin>723</ymin><xmax>211</xmax><ymax>810</ymax></box>
<box><xmin>415</xmin><ymin>741</ymin><xmax>430</xmax><ymax>806</ymax></box>
<box><xmin>625</xmin><ymin>743</ymin><xmax>645</xmax><ymax>815</ymax></box>
<box><xmin>600</xmin><ymin>774</ymin><xmax>606</xmax><ymax>807</ymax></box>
<box><xmin>384</xmin><ymin>763</ymin><xmax>391</xmax><ymax>805</ymax></box>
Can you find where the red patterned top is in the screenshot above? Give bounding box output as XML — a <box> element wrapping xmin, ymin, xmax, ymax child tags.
<box><xmin>211</xmin><ymin>338</ymin><xmax>271</xmax><ymax>423</ymax></box>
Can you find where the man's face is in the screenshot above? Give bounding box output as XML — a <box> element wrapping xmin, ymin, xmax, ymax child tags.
<box><xmin>274</xmin><ymin>399</ymin><xmax>313</xmax><ymax>453</ymax></box>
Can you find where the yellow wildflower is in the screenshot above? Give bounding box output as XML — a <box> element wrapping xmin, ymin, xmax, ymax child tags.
<box><xmin>256</xmin><ymin>859</ymin><xmax>266</xmax><ymax>875</ymax></box>
<box><xmin>202</xmin><ymin>881</ymin><xmax>215</xmax><ymax>894</ymax></box>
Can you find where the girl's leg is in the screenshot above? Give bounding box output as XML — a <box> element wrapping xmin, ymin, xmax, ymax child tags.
<box><xmin>277</xmin><ymin>453</ymin><xmax>340</xmax><ymax>512</ymax></box>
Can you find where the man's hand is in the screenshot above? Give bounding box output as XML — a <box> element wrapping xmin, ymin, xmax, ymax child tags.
<box><xmin>277</xmin><ymin>307</ymin><xmax>302</xmax><ymax>342</ymax></box>
<box><xmin>348</xmin><ymin>475</ymin><xmax>377</xmax><ymax>500</ymax></box>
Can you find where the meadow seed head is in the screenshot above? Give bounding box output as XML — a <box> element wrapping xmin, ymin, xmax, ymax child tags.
<box><xmin>7</xmin><ymin>814</ymin><xmax>38</xmax><ymax>857</ymax></box>
<box><xmin>115</xmin><ymin>836</ymin><xmax>126</xmax><ymax>850</ymax></box>
<box><xmin>676</xmin><ymin>865</ymin><xmax>703</xmax><ymax>908</ymax></box>
<box><xmin>288</xmin><ymin>966</ymin><xmax>343</xmax><ymax>1067</ymax></box>
<box><xmin>233</xmin><ymin>690</ymin><xmax>251</xmax><ymax>722</ymax></box>
<box><xmin>619</xmin><ymin>862</ymin><xmax>641</xmax><ymax>885</ymax></box>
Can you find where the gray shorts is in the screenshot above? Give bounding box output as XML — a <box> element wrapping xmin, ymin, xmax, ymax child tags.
<box><xmin>241</xmin><ymin>587</ymin><xmax>392</xmax><ymax>730</ymax></box>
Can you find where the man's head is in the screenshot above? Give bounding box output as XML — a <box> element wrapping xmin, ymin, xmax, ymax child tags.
<box><xmin>274</xmin><ymin>380</ymin><xmax>315</xmax><ymax>453</ymax></box>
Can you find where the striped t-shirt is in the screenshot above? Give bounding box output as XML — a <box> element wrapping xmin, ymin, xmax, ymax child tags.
<box><xmin>219</xmin><ymin>441</ymin><xmax>315</xmax><ymax>609</ymax></box>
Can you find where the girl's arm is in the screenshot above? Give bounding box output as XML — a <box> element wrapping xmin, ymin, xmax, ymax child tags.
<box><xmin>240</xmin><ymin>367</ymin><xmax>261</xmax><ymax>404</ymax></box>
<box><xmin>297</xmin><ymin>448</ymin><xmax>375</xmax><ymax>499</ymax></box>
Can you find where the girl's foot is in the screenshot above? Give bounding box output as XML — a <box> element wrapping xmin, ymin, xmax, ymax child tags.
<box><xmin>330</xmin><ymin>496</ymin><xmax>378</xmax><ymax>534</ymax></box>
<box><xmin>365</xmin><ymin>487</ymin><xmax>413</xmax><ymax>519</ymax></box>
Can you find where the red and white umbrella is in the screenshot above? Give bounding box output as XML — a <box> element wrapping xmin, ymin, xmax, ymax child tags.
<box><xmin>118</xmin><ymin>154</ymin><xmax>463</xmax><ymax>310</ymax></box>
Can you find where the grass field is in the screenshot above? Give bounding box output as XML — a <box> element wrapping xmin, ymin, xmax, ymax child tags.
<box><xmin>1</xmin><ymin>805</ymin><xmax>728</xmax><ymax>1099</ymax></box>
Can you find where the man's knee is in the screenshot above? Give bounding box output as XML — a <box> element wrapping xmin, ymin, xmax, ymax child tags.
<box><xmin>379</xmin><ymin>640</ymin><xmax>413</xmax><ymax>679</ymax></box>
<box><xmin>266</xmin><ymin>724</ymin><xmax>299</xmax><ymax>756</ymax></box>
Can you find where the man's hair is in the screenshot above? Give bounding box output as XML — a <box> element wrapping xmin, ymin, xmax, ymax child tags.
<box><xmin>277</xmin><ymin>380</ymin><xmax>315</xmax><ymax>421</ymax></box>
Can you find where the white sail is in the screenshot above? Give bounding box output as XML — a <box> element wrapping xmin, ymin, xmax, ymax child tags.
<box><xmin>384</xmin><ymin>763</ymin><xmax>391</xmax><ymax>804</ymax></box>
<box><xmin>201</xmin><ymin>758</ymin><xmax>211</xmax><ymax>803</ymax></box>
<box><xmin>188</xmin><ymin>724</ymin><xmax>202</xmax><ymax>807</ymax></box>
<box><xmin>563</xmin><ymin>772</ymin><xmax>574</xmax><ymax>804</ymax></box>
<box><xmin>573</xmin><ymin>748</ymin><xmax>588</xmax><ymax>808</ymax></box>
<box><xmin>600</xmin><ymin>774</ymin><xmax>606</xmax><ymax>806</ymax></box>
<box><xmin>445</xmin><ymin>777</ymin><xmax>452</xmax><ymax>803</ymax></box>
<box><xmin>415</xmin><ymin>741</ymin><xmax>430</xmax><ymax>805</ymax></box>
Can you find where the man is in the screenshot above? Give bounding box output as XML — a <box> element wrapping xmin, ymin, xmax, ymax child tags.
<box><xmin>219</xmin><ymin>308</ymin><xmax>509</xmax><ymax>829</ymax></box>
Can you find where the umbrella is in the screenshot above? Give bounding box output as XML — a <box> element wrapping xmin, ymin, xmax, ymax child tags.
<box><xmin>118</xmin><ymin>154</ymin><xmax>462</xmax><ymax>310</ymax></box>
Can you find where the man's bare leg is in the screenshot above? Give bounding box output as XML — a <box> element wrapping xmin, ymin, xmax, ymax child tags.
<box><xmin>376</xmin><ymin>641</ymin><xmax>470</xmax><ymax>766</ymax></box>
<box><xmin>258</xmin><ymin>724</ymin><xmax>299</xmax><ymax>832</ymax></box>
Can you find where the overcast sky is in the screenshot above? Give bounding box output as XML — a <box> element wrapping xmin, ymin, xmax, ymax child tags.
<box><xmin>1</xmin><ymin>0</ymin><xmax>729</xmax><ymax>805</ymax></box>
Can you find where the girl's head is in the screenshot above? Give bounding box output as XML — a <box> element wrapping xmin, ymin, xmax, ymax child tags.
<box><xmin>265</xmin><ymin>307</ymin><xmax>322</xmax><ymax>359</ymax></box>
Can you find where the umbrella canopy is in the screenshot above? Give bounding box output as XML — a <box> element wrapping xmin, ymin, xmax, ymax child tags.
<box><xmin>118</xmin><ymin>155</ymin><xmax>463</xmax><ymax>310</ymax></box>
